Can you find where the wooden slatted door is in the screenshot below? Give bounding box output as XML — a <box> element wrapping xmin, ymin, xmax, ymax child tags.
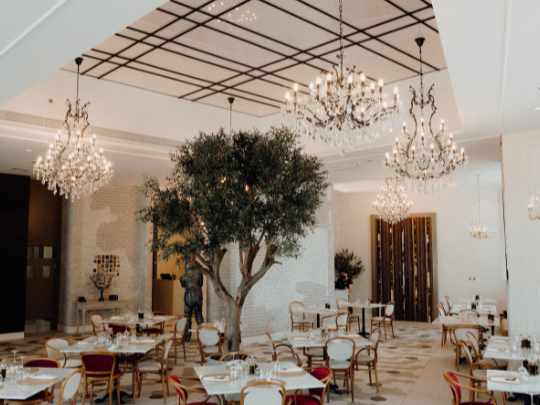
<box><xmin>371</xmin><ymin>215</ymin><xmax>435</xmax><ymax>322</ymax></box>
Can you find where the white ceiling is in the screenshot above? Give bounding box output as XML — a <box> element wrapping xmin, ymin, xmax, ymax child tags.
<box><xmin>61</xmin><ymin>0</ymin><xmax>444</xmax><ymax>117</ymax></box>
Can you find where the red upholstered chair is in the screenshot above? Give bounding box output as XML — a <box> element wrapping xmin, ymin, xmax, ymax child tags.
<box><xmin>5</xmin><ymin>358</ymin><xmax>61</xmax><ymax>405</ymax></box>
<box><xmin>81</xmin><ymin>352</ymin><xmax>123</xmax><ymax>405</ymax></box>
<box><xmin>169</xmin><ymin>375</ymin><xmax>222</xmax><ymax>405</ymax></box>
<box><xmin>286</xmin><ymin>367</ymin><xmax>332</xmax><ymax>405</ymax></box>
<box><xmin>443</xmin><ymin>370</ymin><xmax>500</xmax><ymax>405</ymax></box>
<box><xmin>109</xmin><ymin>324</ymin><xmax>131</xmax><ymax>336</ymax></box>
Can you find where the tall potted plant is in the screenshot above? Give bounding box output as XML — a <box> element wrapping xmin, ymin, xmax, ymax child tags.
<box><xmin>139</xmin><ymin>126</ymin><xmax>329</xmax><ymax>352</ymax></box>
<box><xmin>334</xmin><ymin>249</ymin><xmax>364</xmax><ymax>290</ymax></box>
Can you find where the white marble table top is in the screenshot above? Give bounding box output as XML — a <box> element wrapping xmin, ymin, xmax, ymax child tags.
<box><xmin>0</xmin><ymin>367</ymin><xmax>73</xmax><ymax>400</ymax></box>
<box><xmin>343</xmin><ymin>302</ymin><xmax>385</xmax><ymax>309</ymax></box>
<box><xmin>458</xmin><ymin>298</ymin><xmax>497</xmax><ymax>305</ymax></box>
<box><xmin>433</xmin><ymin>315</ymin><xmax>500</xmax><ymax>327</ymax></box>
<box><xmin>300</xmin><ymin>308</ymin><xmax>338</xmax><ymax>316</ymax></box>
<box><xmin>483</xmin><ymin>337</ymin><xmax>540</xmax><ymax>361</ymax></box>
<box><xmin>284</xmin><ymin>331</ymin><xmax>373</xmax><ymax>349</ymax></box>
<box><xmin>103</xmin><ymin>315</ymin><xmax>177</xmax><ymax>326</ymax></box>
<box><xmin>61</xmin><ymin>333</ymin><xmax>171</xmax><ymax>354</ymax></box>
<box><xmin>194</xmin><ymin>362</ymin><xmax>325</xmax><ymax>396</ymax></box>
<box><xmin>487</xmin><ymin>370</ymin><xmax>540</xmax><ymax>395</ymax></box>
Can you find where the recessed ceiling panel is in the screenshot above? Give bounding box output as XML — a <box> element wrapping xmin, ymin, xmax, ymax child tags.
<box><xmin>94</xmin><ymin>35</ymin><xmax>135</xmax><ymax>55</ymax></box>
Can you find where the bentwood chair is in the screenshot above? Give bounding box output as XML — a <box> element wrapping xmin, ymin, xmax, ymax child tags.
<box><xmin>169</xmin><ymin>375</ymin><xmax>222</xmax><ymax>405</ymax></box>
<box><xmin>445</xmin><ymin>296</ymin><xmax>454</xmax><ymax>315</ymax></box>
<box><xmin>437</xmin><ymin>303</ymin><xmax>455</xmax><ymax>347</ymax></box>
<box><xmin>5</xmin><ymin>359</ymin><xmax>62</xmax><ymax>405</ymax></box>
<box><xmin>56</xmin><ymin>367</ymin><xmax>85</xmax><ymax>405</ymax></box>
<box><xmin>371</xmin><ymin>302</ymin><xmax>395</xmax><ymax>340</ymax></box>
<box><xmin>144</xmin><ymin>311</ymin><xmax>167</xmax><ymax>337</ymax></box>
<box><xmin>354</xmin><ymin>328</ymin><xmax>382</xmax><ymax>392</ymax></box>
<box><xmin>289</xmin><ymin>302</ymin><xmax>312</xmax><ymax>332</ymax></box>
<box><xmin>173</xmin><ymin>317</ymin><xmax>188</xmax><ymax>364</ymax></box>
<box><xmin>443</xmin><ymin>370</ymin><xmax>500</xmax><ymax>405</ymax></box>
<box><xmin>327</xmin><ymin>312</ymin><xmax>349</xmax><ymax>332</ymax></box>
<box><xmin>239</xmin><ymin>381</ymin><xmax>287</xmax><ymax>405</ymax></box>
<box><xmin>285</xmin><ymin>367</ymin><xmax>332</xmax><ymax>405</ymax></box>
<box><xmin>90</xmin><ymin>311</ymin><xmax>109</xmax><ymax>336</ymax></box>
<box><xmin>336</xmin><ymin>298</ymin><xmax>360</xmax><ymax>331</ymax></box>
<box><xmin>218</xmin><ymin>352</ymin><xmax>251</xmax><ymax>405</ymax></box>
<box><xmin>45</xmin><ymin>338</ymin><xmax>83</xmax><ymax>368</ymax></box>
<box><xmin>458</xmin><ymin>341</ymin><xmax>496</xmax><ymax>400</ymax></box>
<box><xmin>81</xmin><ymin>352</ymin><xmax>123</xmax><ymax>405</ymax></box>
<box><xmin>135</xmin><ymin>337</ymin><xmax>174</xmax><ymax>404</ymax></box>
<box><xmin>466</xmin><ymin>332</ymin><xmax>507</xmax><ymax>370</ymax></box>
<box><xmin>197</xmin><ymin>326</ymin><xmax>222</xmax><ymax>365</ymax></box>
<box><xmin>325</xmin><ymin>337</ymin><xmax>355</xmax><ymax>402</ymax></box>
<box><xmin>453</xmin><ymin>326</ymin><xmax>482</xmax><ymax>371</ymax></box>
<box><xmin>266</xmin><ymin>332</ymin><xmax>302</xmax><ymax>367</ymax></box>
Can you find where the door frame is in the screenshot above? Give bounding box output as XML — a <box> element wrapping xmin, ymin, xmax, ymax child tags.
<box><xmin>370</xmin><ymin>213</ymin><xmax>439</xmax><ymax>321</ymax></box>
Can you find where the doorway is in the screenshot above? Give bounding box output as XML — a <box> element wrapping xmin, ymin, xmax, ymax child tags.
<box><xmin>370</xmin><ymin>214</ymin><xmax>437</xmax><ymax>322</ymax></box>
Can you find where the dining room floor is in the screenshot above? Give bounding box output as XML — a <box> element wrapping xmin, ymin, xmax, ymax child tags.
<box><xmin>0</xmin><ymin>321</ymin><xmax>515</xmax><ymax>405</ymax></box>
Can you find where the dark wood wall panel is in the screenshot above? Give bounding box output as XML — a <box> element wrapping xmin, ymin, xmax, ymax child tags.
<box><xmin>0</xmin><ymin>174</ymin><xmax>30</xmax><ymax>334</ymax></box>
<box><xmin>374</xmin><ymin>215</ymin><xmax>434</xmax><ymax>322</ymax></box>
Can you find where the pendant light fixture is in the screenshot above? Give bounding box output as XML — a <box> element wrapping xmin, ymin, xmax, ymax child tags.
<box><xmin>470</xmin><ymin>173</ymin><xmax>495</xmax><ymax>239</ymax></box>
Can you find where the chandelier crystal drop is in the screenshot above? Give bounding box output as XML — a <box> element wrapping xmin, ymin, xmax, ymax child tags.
<box><xmin>373</xmin><ymin>178</ymin><xmax>413</xmax><ymax>225</ymax></box>
<box><xmin>282</xmin><ymin>0</ymin><xmax>401</xmax><ymax>155</ymax></box>
<box><xmin>34</xmin><ymin>57</ymin><xmax>113</xmax><ymax>201</ymax></box>
<box><xmin>385</xmin><ymin>36</ymin><xmax>467</xmax><ymax>192</ymax></box>
<box><xmin>528</xmin><ymin>183</ymin><xmax>540</xmax><ymax>221</ymax></box>
<box><xmin>470</xmin><ymin>173</ymin><xmax>495</xmax><ymax>239</ymax></box>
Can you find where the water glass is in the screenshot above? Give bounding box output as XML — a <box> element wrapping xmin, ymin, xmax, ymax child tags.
<box><xmin>255</xmin><ymin>368</ymin><xmax>261</xmax><ymax>380</ymax></box>
<box><xmin>268</xmin><ymin>369</ymin><xmax>276</xmax><ymax>381</ymax></box>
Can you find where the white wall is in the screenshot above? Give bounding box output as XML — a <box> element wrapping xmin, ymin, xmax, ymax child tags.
<box><xmin>335</xmin><ymin>186</ymin><xmax>508</xmax><ymax>320</ymax></box>
<box><xmin>502</xmin><ymin>129</ymin><xmax>540</xmax><ymax>336</ymax></box>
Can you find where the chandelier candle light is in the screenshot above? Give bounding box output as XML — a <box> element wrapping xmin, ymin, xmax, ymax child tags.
<box><xmin>385</xmin><ymin>36</ymin><xmax>467</xmax><ymax>191</ymax></box>
<box><xmin>34</xmin><ymin>57</ymin><xmax>113</xmax><ymax>200</ymax></box>
<box><xmin>470</xmin><ymin>173</ymin><xmax>495</xmax><ymax>239</ymax></box>
<box><xmin>373</xmin><ymin>178</ymin><xmax>413</xmax><ymax>225</ymax></box>
<box><xmin>282</xmin><ymin>0</ymin><xmax>401</xmax><ymax>155</ymax></box>
<box><xmin>528</xmin><ymin>183</ymin><xmax>540</xmax><ymax>221</ymax></box>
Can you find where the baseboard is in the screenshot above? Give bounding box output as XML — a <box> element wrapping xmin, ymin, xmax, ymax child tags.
<box><xmin>0</xmin><ymin>332</ymin><xmax>24</xmax><ymax>341</ymax></box>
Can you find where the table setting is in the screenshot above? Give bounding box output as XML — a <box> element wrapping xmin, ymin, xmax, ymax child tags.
<box><xmin>0</xmin><ymin>366</ymin><xmax>73</xmax><ymax>401</ymax></box>
<box><xmin>285</xmin><ymin>329</ymin><xmax>373</xmax><ymax>349</ymax></box>
<box><xmin>343</xmin><ymin>297</ymin><xmax>386</xmax><ymax>337</ymax></box>
<box><xmin>484</xmin><ymin>335</ymin><xmax>540</xmax><ymax>362</ymax></box>
<box><xmin>61</xmin><ymin>332</ymin><xmax>168</xmax><ymax>354</ymax></box>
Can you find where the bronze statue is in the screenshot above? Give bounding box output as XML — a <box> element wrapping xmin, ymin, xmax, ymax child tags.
<box><xmin>180</xmin><ymin>262</ymin><xmax>204</xmax><ymax>341</ymax></box>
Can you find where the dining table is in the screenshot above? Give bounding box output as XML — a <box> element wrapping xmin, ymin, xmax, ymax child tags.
<box><xmin>433</xmin><ymin>315</ymin><xmax>500</xmax><ymax>335</ymax></box>
<box><xmin>299</xmin><ymin>307</ymin><xmax>338</xmax><ymax>329</ymax></box>
<box><xmin>487</xmin><ymin>370</ymin><xmax>540</xmax><ymax>402</ymax></box>
<box><xmin>194</xmin><ymin>362</ymin><xmax>325</xmax><ymax>399</ymax></box>
<box><xmin>450</xmin><ymin>304</ymin><xmax>498</xmax><ymax>316</ymax></box>
<box><xmin>284</xmin><ymin>331</ymin><xmax>373</xmax><ymax>350</ymax></box>
<box><xmin>343</xmin><ymin>302</ymin><xmax>385</xmax><ymax>337</ymax></box>
<box><xmin>0</xmin><ymin>367</ymin><xmax>74</xmax><ymax>401</ymax></box>
<box><xmin>483</xmin><ymin>336</ymin><xmax>540</xmax><ymax>362</ymax></box>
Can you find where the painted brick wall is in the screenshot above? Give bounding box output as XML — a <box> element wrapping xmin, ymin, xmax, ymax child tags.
<box><xmin>205</xmin><ymin>188</ymin><xmax>336</xmax><ymax>339</ymax></box>
<box><xmin>59</xmin><ymin>184</ymin><xmax>152</xmax><ymax>331</ymax></box>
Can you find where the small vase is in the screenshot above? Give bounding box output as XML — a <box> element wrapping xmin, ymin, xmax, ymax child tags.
<box><xmin>98</xmin><ymin>288</ymin><xmax>105</xmax><ymax>302</ymax></box>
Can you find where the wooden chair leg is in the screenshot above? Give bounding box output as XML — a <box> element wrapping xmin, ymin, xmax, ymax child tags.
<box><xmin>384</xmin><ymin>322</ymin><xmax>387</xmax><ymax>341</ymax></box>
<box><xmin>373</xmin><ymin>362</ymin><xmax>380</xmax><ymax>393</ymax></box>
<box><xmin>391</xmin><ymin>320</ymin><xmax>395</xmax><ymax>338</ymax></box>
<box><xmin>82</xmin><ymin>378</ymin><xmax>87</xmax><ymax>405</ymax></box>
<box><xmin>183</xmin><ymin>341</ymin><xmax>186</xmax><ymax>361</ymax></box>
<box><xmin>174</xmin><ymin>341</ymin><xmax>177</xmax><ymax>365</ymax></box>
<box><xmin>162</xmin><ymin>375</ymin><xmax>167</xmax><ymax>404</ymax></box>
<box><xmin>351</xmin><ymin>370</ymin><xmax>354</xmax><ymax>402</ymax></box>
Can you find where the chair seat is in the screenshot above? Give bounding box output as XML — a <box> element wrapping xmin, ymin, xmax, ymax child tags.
<box><xmin>62</xmin><ymin>359</ymin><xmax>83</xmax><ymax>368</ymax></box>
<box><xmin>355</xmin><ymin>354</ymin><xmax>375</xmax><ymax>362</ymax></box>
<box><xmin>285</xmin><ymin>394</ymin><xmax>321</xmax><ymax>405</ymax></box>
<box><xmin>329</xmin><ymin>360</ymin><xmax>350</xmax><ymax>369</ymax></box>
<box><xmin>203</xmin><ymin>345</ymin><xmax>220</xmax><ymax>354</ymax></box>
<box><xmin>138</xmin><ymin>360</ymin><xmax>162</xmax><ymax>371</ymax></box>
<box><xmin>372</xmin><ymin>317</ymin><xmax>390</xmax><ymax>322</ymax></box>
<box><xmin>305</xmin><ymin>349</ymin><xmax>324</xmax><ymax>357</ymax></box>
<box><xmin>472</xmin><ymin>369</ymin><xmax>488</xmax><ymax>378</ymax></box>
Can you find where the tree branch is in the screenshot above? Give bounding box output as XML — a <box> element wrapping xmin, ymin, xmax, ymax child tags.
<box><xmin>238</xmin><ymin>248</ymin><xmax>248</xmax><ymax>283</ymax></box>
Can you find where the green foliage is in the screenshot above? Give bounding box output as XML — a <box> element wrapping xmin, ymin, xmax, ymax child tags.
<box><xmin>334</xmin><ymin>248</ymin><xmax>364</xmax><ymax>281</ymax></box>
<box><xmin>139</xmin><ymin>125</ymin><xmax>329</xmax><ymax>276</ymax></box>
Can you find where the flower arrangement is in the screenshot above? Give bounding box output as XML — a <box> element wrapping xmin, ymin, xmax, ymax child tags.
<box><xmin>89</xmin><ymin>270</ymin><xmax>115</xmax><ymax>301</ymax></box>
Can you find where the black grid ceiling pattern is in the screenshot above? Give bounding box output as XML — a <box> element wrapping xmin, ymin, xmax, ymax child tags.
<box><xmin>68</xmin><ymin>0</ymin><xmax>442</xmax><ymax>117</ymax></box>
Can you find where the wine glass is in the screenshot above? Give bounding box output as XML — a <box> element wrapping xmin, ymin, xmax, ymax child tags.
<box><xmin>18</xmin><ymin>356</ymin><xmax>26</xmax><ymax>368</ymax></box>
<box><xmin>11</xmin><ymin>351</ymin><xmax>18</xmax><ymax>367</ymax></box>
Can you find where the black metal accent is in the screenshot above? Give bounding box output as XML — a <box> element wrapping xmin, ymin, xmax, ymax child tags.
<box><xmin>415</xmin><ymin>36</ymin><xmax>426</xmax><ymax>48</ymax></box>
<box><xmin>75</xmin><ymin>57</ymin><xmax>83</xmax><ymax>66</ymax></box>
<box><xmin>383</xmin><ymin>0</ymin><xmax>439</xmax><ymax>34</ymax></box>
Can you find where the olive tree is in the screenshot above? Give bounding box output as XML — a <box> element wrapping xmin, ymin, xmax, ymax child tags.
<box><xmin>139</xmin><ymin>126</ymin><xmax>329</xmax><ymax>352</ymax></box>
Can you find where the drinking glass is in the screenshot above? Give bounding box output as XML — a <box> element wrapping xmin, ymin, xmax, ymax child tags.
<box><xmin>11</xmin><ymin>351</ymin><xmax>18</xmax><ymax>367</ymax></box>
<box><xmin>518</xmin><ymin>365</ymin><xmax>529</xmax><ymax>383</ymax></box>
<box><xmin>19</xmin><ymin>356</ymin><xmax>26</xmax><ymax>368</ymax></box>
<box><xmin>0</xmin><ymin>374</ymin><xmax>3</xmax><ymax>386</ymax></box>
<box><xmin>255</xmin><ymin>368</ymin><xmax>261</xmax><ymax>380</ymax></box>
<box><xmin>229</xmin><ymin>364</ymin><xmax>237</xmax><ymax>381</ymax></box>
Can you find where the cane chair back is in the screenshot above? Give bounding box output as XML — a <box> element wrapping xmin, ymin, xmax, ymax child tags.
<box><xmin>445</xmin><ymin>296</ymin><xmax>453</xmax><ymax>312</ymax></box>
<box><xmin>327</xmin><ymin>341</ymin><xmax>354</xmax><ymax>362</ymax></box>
<box><xmin>454</xmin><ymin>326</ymin><xmax>480</xmax><ymax>343</ymax></box>
<box><xmin>240</xmin><ymin>381</ymin><xmax>286</xmax><ymax>405</ymax></box>
<box><xmin>176</xmin><ymin>317</ymin><xmax>187</xmax><ymax>333</ymax></box>
<box><xmin>443</xmin><ymin>370</ymin><xmax>497</xmax><ymax>405</ymax></box>
<box><xmin>385</xmin><ymin>303</ymin><xmax>395</xmax><ymax>318</ymax></box>
<box><xmin>199</xmin><ymin>328</ymin><xmax>220</xmax><ymax>346</ymax></box>
<box><xmin>90</xmin><ymin>311</ymin><xmax>106</xmax><ymax>335</ymax></box>
<box><xmin>369</xmin><ymin>328</ymin><xmax>382</xmax><ymax>350</ymax></box>
<box><xmin>336</xmin><ymin>298</ymin><xmax>347</xmax><ymax>310</ymax></box>
<box><xmin>335</xmin><ymin>312</ymin><xmax>349</xmax><ymax>330</ymax></box>
<box><xmin>45</xmin><ymin>338</ymin><xmax>70</xmax><ymax>361</ymax></box>
<box><xmin>58</xmin><ymin>367</ymin><xmax>84</xmax><ymax>405</ymax></box>
<box><xmin>466</xmin><ymin>332</ymin><xmax>481</xmax><ymax>359</ymax></box>
<box><xmin>289</xmin><ymin>302</ymin><xmax>305</xmax><ymax>320</ymax></box>
<box><xmin>437</xmin><ymin>303</ymin><xmax>447</xmax><ymax>316</ymax></box>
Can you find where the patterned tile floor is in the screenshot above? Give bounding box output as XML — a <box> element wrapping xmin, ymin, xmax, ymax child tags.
<box><xmin>0</xmin><ymin>321</ymin><xmax>516</xmax><ymax>405</ymax></box>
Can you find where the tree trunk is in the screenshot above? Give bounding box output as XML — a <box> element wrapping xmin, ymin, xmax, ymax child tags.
<box><xmin>222</xmin><ymin>297</ymin><xmax>242</xmax><ymax>353</ymax></box>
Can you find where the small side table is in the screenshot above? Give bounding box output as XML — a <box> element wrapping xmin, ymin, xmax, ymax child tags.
<box><xmin>75</xmin><ymin>300</ymin><xmax>125</xmax><ymax>334</ymax></box>
<box><xmin>344</xmin><ymin>302</ymin><xmax>385</xmax><ymax>337</ymax></box>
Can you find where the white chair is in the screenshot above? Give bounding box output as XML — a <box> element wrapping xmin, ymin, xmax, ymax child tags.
<box><xmin>371</xmin><ymin>302</ymin><xmax>395</xmax><ymax>340</ymax></box>
<box><xmin>58</xmin><ymin>367</ymin><xmax>84</xmax><ymax>405</ymax></box>
<box><xmin>325</xmin><ymin>337</ymin><xmax>355</xmax><ymax>402</ymax></box>
<box><xmin>240</xmin><ymin>381</ymin><xmax>286</xmax><ymax>405</ymax></box>
<box><xmin>354</xmin><ymin>328</ymin><xmax>382</xmax><ymax>392</ymax></box>
<box><xmin>173</xmin><ymin>317</ymin><xmax>187</xmax><ymax>364</ymax></box>
<box><xmin>89</xmin><ymin>311</ymin><xmax>109</xmax><ymax>336</ymax></box>
<box><xmin>453</xmin><ymin>326</ymin><xmax>482</xmax><ymax>371</ymax></box>
<box><xmin>197</xmin><ymin>326</ymin><xmax>222</xmax><ymax>366</ymax></box>
<box><xmin>466</xmin><ymin>331</ymin><xmax>507</xmax><ymax>370</ymax></box>
<box><xmin>445</xmin><ymin>295</ymin><xmax>453</xmax><ymax>314</ymax></box>
<box><xmin>45</xmin><ymin>338</ymin><xmax>83</xmax><ymax>368</ymax></box>
<box><xmin>337</xmin><ymin>298</ymin><xmax>360</xmax><ymax>331</ymax></box>
<box><xmin>327</xmin><ymin>312</ymin><xmax>349</xmax><ymax>332</ymax></box>
<box><xmin>135</xmin><ymin>338</ymin><xmax>174</xmax><ymax>404</ymax></box>
<box><xmin>437</xmin><ymin>303</ymin><xmax>454</xmax><ymax>347</ymax></box>
<box><xmin>289</xmin><ymin>302</ymin><xmax>312</xmax><ymax>332</ymax></box>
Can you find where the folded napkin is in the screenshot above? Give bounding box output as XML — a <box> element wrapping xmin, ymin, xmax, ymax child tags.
<box><xmin>202</xmin><ymin>376</ymin><xmax>229</xmax><ymax>382</ymax></box>
<box><xmin>489</xmin><ymin>348</ymin><xmax>510</xmax><ymax>353</ymax></box>
<box><xmin>279</xmin><ymin>366</ymin><xmax>302</xmax><ymax>373</ymax></box>
<box><xmin>108</xmin><ymin>345</ymin><xmax>119</xmax><ymax>352</ymax></box>
<box><xmin>490</xmin><ymin>377</ymin><xmax>520</xmax><ymax>384</ymax></box>
<box><xmin>154</xmin><ymin>317</ymin><xmax>167</xmax><ymax>320</ymax></box>
<box><xmin>291</xmin><ymin>337</ymin><xmax>311</xmax><ymax>341</ymax></box>
<box><xmin>110</xmin><ymin>316</ymin><xmax>122</xmax><ymax>320</ymax></box>
<box><xmin>30</xmin><ymin>375</ymin><xmax>56</xmax><ymax>380</ymax></box>
<box><xmin>78</xmin><ymin>341</ymin><xmax>95</xmax><ymax>345</ymax></box>
<box><xmin>136</xmin><ymin>339</ymin><xmax>155</xmax><ymax>343</ymax></box>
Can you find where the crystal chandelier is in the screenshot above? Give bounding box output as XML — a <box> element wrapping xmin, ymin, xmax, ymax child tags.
<box><xmin>528</xmin><ymin>183</ymin><xmax>540</xmax><ymax>221</ymax></box>
<box><xmin>34</xmin><ymin>57</ymin><xmax>112</xmax><ymax>200</ymax></box>
<box><xmin>385</xmin><ymin>36</ymin><xmax>467</xmax><ymax>191</ymax></box>
<box><xmin>470</xmin><ymin>173</ymin><xmax>494</xmax><ymax>239</ymax></box>
<box><xmin>373</xmin><ymin>178</ymin><xmax>413</xmax><ymax>225</ymax></box>
<box><xmin>282</xmin><ymin>0</ymin><xmax>401</xmax><ymax>155</ymax></box>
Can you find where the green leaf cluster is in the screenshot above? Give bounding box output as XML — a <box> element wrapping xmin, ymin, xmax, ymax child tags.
<box><xmin>334</xmin><ymin>248</ymin><xmax>364</xmax><ymax>281</ymax></box>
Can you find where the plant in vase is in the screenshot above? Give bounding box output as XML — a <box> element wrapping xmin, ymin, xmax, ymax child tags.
<box><xmin>89</xmin><ymin>271</ymin><xmax>115</xmax><ymax>301</ymax></box>
<box><xmin>139</xmin><ymin>126</ymin><xmax>329</xmax><ymax>352</ymax></box>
